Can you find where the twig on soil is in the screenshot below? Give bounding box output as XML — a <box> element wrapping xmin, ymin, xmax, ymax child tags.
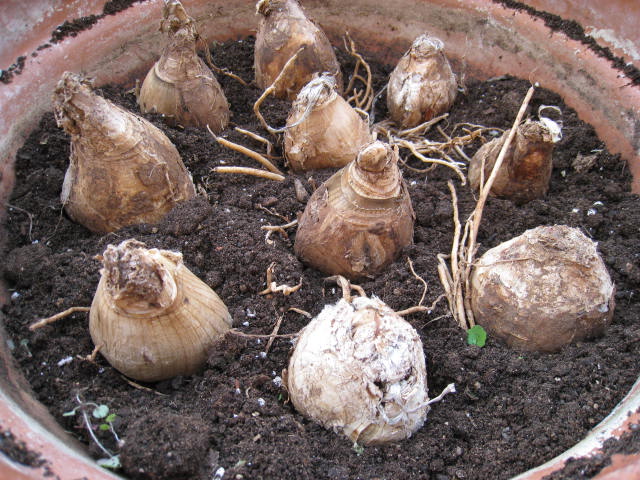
<box><xmin>259</xmin><ymin>262</ymin><xmax>302</xmax><ymax>296</ymax></box>
<box><xmin>207</xmin><ymin>125</ymin><xmax>283</xmax><ymax>175</ymax></box>
<box><xmin>344</xmin><ymin>33</ymin><xmax>373</xmax><ymax>112</ymax></box>
<box><xmin>254</xmin><ymin>46</ymin><xmax>305</xmax><ymax>135</ymax></box>
<box><xmin>255</xmin><ymin>204</ymin><xmax>290</xmax><ymax>223</ymax></box>
<box><xmin>437</xmin><ymin>83</ymin><xmax>537</xmax><ymax>330</ymax></box>
<box><xmin>121</xmin><ymin>376</ymin><xmax>168</xmax><ymax>396</ymax></box>
<box><xmin>261</xmin><ymin>219</ymin><xmax>298</xmax><ymax>245</ymax></box>
<box><xmin>235</xmin><ymin>127</ymin><xmax>277</xmax><ymax>158</ymax></box>
<box><xmin>288</xmin><ymin>307</ymin><xmax>312</xmax><ymax>318</ymax></box>
<box><xmin>323</xmin><ymin>275</ymin><xmax>366</xmax><ymax>302</ymax></box>
<box><xmin>199</xmin><ymin>37</ymin><xmax>249</xmax><ymax>86</ymax></box>
<box><xmin>29</xmin><ymin>306</ymin><xmax>91</xmax><ymax>331</ymax></box>
<box><xmin>265</xmin><ymin>313</ymin><xmax>285</xmax><ymax>354</ymax></box>
<box><xmin>407</xmin><ymin>257</ymin><xmax>428</xmax><ymax>306</ymax></box>
<box><xmin>228</xmin><ymin>329</ymin><xmax>298</xmax><ymax>340</ymax></box>
<box><xmin>213</xmin><ymin>166</ymin><xmax>285</xmax><ymax>182</ymax></box>
<box><xmin>395</xmin><ymin>294</ymin><xmax>446</xmax><ymax>317</ymax></box>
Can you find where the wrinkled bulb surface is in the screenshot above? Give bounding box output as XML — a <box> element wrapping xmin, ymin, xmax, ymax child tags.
<box><xmin>285</xmin><ymin>296</ymin><xmax>430</xmax><ymax>445</ymax></box>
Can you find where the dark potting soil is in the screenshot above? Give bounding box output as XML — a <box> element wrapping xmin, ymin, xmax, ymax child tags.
<box><xmin>2</xmin><ymin>37</ymin><xmax>640</xmax><ymax>480</ymax></box>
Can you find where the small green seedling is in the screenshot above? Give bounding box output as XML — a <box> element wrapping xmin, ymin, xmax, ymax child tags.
<box><xmin>467</xmin><ymin>325</ymin><xmax>487</xmax><ymax>347</ymax></box>
<box><xmin>63</xmin><ymin>396</ymin><xmax>121</xmax><ymax>469</ymax></box>
<box><xmin>352</xmin><ymin>443</ymin><xmax>365</xmax><ymax>456</ymax></box>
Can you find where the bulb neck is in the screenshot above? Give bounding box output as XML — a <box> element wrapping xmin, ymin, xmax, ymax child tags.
<box><xmin>347</xmin><ymin>142</ymin><xmax>402</xmax><ymax>200</ymax></box>
<box><xmin>101</xmin><ymin>240</ymin><xmax>182</xmax><ymax>317</ymax></box>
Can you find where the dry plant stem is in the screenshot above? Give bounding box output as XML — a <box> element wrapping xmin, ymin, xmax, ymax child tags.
<box><xmin>256</xmin><ymin>204</ymin><xmax>290</xmax><ymax>223</ymax></box>
<box><xmin>29</xmin><ymin>306</ymin><xmax>91</xmax><ymax>330</ymax></box>
<box><xmin>213</xmin><ymin>166</ymin><xmax>285</xmax><ymax>182</ymax></box>
<box><xmin>235</xmin><ymin>127</ymin><xmax>275</xmax><ymax>157</ymax></box>
<box><xmin>259</xmin><ymin>262</ymin><xmax>303</xmax><ymax>296</ymax></box>
<box><xmin>398</xmin><ymin>114</ymin><xmax>449</xmax><ymax>137</ymax></box>
<box><xmin>254</xmin><ymin>46</ymin><xmax>305</xmax><ymax>135</ymax></box>
<box><xmin>437</xmin><ymin>126</ymin><xmax>472</xmax><ymax>162</ymax></box>
<box><xmin>439</xmin><ymin>85</ymin><xmax>536</xmax><ymax>330</ymax></box>
<box><xmin>399</xmin><ymin>140</ymin><xmax>466</xmax><ymax>184</ymax></box>
<box><xmin>207</xmin><ymin>125</ymin><xmax>283</xmax><ymax>175</ymax></box>
<box><xmin>121</xmin><ymin>376</ymin><xmax>167</xmax><ymax>396</ymax></box>
<box><xmin>466</xmin><ymin>85</ymin><xmax>536</xmax><ymax>268</ymax></box>
<box><xmin>395</xmin><ymin>294</ymin><xmax>446</xmax><ymax>317</ymax></box>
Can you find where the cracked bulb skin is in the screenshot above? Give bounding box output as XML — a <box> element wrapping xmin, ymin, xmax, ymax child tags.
<box><xmin>138</xmin><ymin>0</ymin><xmax>229</xmax><ymax>131</ymax></box>
<box><xmin>254</xmin><ymin>0</ymin><xmax>343</xmax><ymax>100</ymax></box>
<box><xmin>294</xmin><ymin>141</ymin><xmax>414</xmax><ymax>280</ymax></box>
<box><xmin>284</xmin><ymin>74</ymin><xmax>373</xmax><ymax>171</ymax></box>
<box><xmin>470</xmin><ymin>225</ymin><xmax>615</xmax><ymax>352</ymax></box>
<box><xmin>285</xmin><ymin>296</ymin><xmax>430</xmax><ymax>445</ymax></box>
<box><xmin>89</xmin><ymin>240</ymin><xmax>233</xmax><ymax>382</ymax></box>
<box><xmin>54</xmin><ymin>72</ymin><xmax>196</xmax><ymax>233</ymax></box>
<box><xmin>468</xmin><ymin>119</ymin><xmax>556</xmax><ymax>204</ymax></box>
<box><xmin>387</xmin><ymin>34</ymin><xmax>457</xmax><ymax>128</ymax></box>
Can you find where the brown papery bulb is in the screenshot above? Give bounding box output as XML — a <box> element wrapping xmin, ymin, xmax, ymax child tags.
<box><xmin>285</xmin><ymin>296</ymin><xmax>430</xmax><ymax>445</ymax></box>
<box><xmin>468</xmin><ymin>118</ymin><xmax>560</xmax><ymax>204</ymax></box>
<box><xmin>284</xmin><ymin>74</ymin><xmax>373</xmax><ymax>171</ymax></box>
<box><xmin>138</xmin><ymin>0</ymin><xmax>229</xmax><ymax>131</ymax></box>
<box><xmin>90</xmin><ymin>240</ymin><xmax>233</xmax><ymax>382</ymax></box>
<box><xmin>294</xmin><ymin>141</ymin><xmax>414</xmax><ymax>279</ymax></box>
<box><xmin>470</xmin><ymin>225</ymin><xmax>615</xmax><ymax>352</ymax></box>
<box><xmin>254</xmin><ymin>0</ymin><xmax>342</xmax><ymax>100</ymax></box>
<box><xmin>53</xmin><ymin>72</ymin><xmax>196</xmax><ymax>233</ymax></box>
<box><xmin>387</xmin><ymin>35</ymin><xmax>458</xmax><ymax>128</ymax></box>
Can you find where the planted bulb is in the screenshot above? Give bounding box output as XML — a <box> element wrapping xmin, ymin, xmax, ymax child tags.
<box><xmin>387</xmin><ymin>34</ymin><xmax>457</xmax><ymax>128</ymax></box>
<box><xmin>53</xmin><ymin>72</ymin><xmax>196</xmax><ymax>233</ymax></box>
<box><xmin>294</xmin><ymin>141</ymin><xmax>414</xmax><ymax>279</ymax></box>
<box><xmin>468</xmin><ymin>118</ymin><xmax>560</xmax><ymax>204</ymax></box>
<box><xmin>90</xmin><ymin>239</ymin><xmax>233</xmax><ymax>382</ymax></box>
<box><xmin>138</xmin><ymin>0</ymin><xmax>230</xmax><ymax>131</ymax></box>
<box><xmin>470</xmin><ymin>225</ymin><xmax>615</xmax><ymax>352</ymax></box>
<box><xmin>285</xmin><ymin>295</ymin><xmax>430</xmax><ymax>444</ymax></box>
<box><xmin>284</xmin><ymin>74</ymin><xmax>372</xmax><ymax>171</ymax></box>
<box><xmin>254</xmin><ymin>0</ymin><xmax>342</xmax><ymax>100</ymax></box>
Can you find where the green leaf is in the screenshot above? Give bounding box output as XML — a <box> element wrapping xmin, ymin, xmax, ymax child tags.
<box><xmin>92</xmin><ymin>404</ymin><xmax>110</xmax><ymax>419</ymax></box>
<box><xmin>99</xmin><ymin>424</ymin><xmax>111</xmax><ymax>431</ymax></box>
<box><xmin>105</xmin><ymin>413</ymin><xmax>117</xmax><ymax>423</ymax></box>
<box><xmin>467</xmin><ymin>325</ymin><xmax>487</xmax><ymax>347</ymax></box>
<box><xmin>353</xmin><ymin>443</ymin><xmax>365</xmax><ymax>456</ymax></box>
<box><xmin>97</xmin><ymin>455</ymin><xmax>121</xmax><ymax>469</ymax></box>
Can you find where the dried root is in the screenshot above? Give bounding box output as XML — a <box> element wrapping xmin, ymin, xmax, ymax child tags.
<box><xmin>259</xmin><ymin>262</ymin><xmax>302</xmax><ymax>296</ymax></box>
<box><xmin>437</xmin><ymin>84</ymin><xmax>537</xmax><ymax>329</ymax></box>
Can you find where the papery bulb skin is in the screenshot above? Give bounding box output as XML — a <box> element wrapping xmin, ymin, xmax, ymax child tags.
<box><xmin>468</xmin><ymin>119</ymin><xmax>557</xmax><ymax>204</ymax></box>
<box><xmin>285</xmin><ymin>296</ymin><xmax>430</xmax><ymax>445</ymax></box>
<box><xmin>387</xmin><ymin>35</ymin><xmax>457</xmax><ymax>128</ymax></box>
<box><xmin>470</xmin><ymin>225</ymin><xmax>615</xmax><ymax>352</ymax></box>
<box><xmin>254</xmin><ymin>0</ymin><xmax>342</xmax><ymax>100</ymax></box>
<box><xmin>138</xmin><ymin>0</ymin><xmax>229</xmax><ymax>131</ymax></box>
<box><xmin>284</xmin><ymin>74</ymin><xmax>372</xmax><ymax>171</ymax></box>
<box><xmin>90</xmin><ymin>239</ymin><xmax>233</xmax><ymax>382</ymax></box>
<box><xmin>294</xmin><ymin>141</ymin><xmax>414</xmax><ymax>279</ymax></box>
<box><xmin>54</xmin><ymin>72</ymin><xmax>196</xmax><ymax>233</ymax></box>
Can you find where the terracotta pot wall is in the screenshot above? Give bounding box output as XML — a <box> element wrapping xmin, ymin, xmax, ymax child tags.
<box><xmin>0</xmin><ymin>1</ymin><xmax>638</xmax><ymax>479</ymax></box>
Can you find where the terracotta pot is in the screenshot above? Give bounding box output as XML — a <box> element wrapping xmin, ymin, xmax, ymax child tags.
<box><xmin>0</xmin><ymin>1</ymin><xmax>638</xmax><ymax>478</ymax></box>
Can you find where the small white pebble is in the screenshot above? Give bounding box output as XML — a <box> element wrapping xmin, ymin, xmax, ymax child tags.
<box><xmin>259</xmin><ymin>351</ymin><xmax>267</xmax><ymax>359</ymax></box>
<box><xmin>410</xmin><ymin>180</ymin><xmax>417</xmax><ymax>186</ymax></box>
<box><xmin>245</xmin><ymin>308</ymin><xmax>256</xmax><ymax>318</ymax></box>
<box><xmin>571</xmin><ymin>208</ymin><xmax>580</xmax><ymax>214</ymax></box>
<box><xmin>257</xmin><ymin>398</ymin><xmax>266</xmax><ymax>407</ymax></box>
<box><xmin>272</xmin><ymin>376</ymin><xmax>283</xmax><ymax>387</ymax></box>
<box><xmin>593</xmin><ymin>201</ymin><xmax>604</xmax><ymax>206</ymax></box>
<box><xmin>587</xmin><ymin>208</ymin><xmax>597</xmax><ymax>216</ymax></box>
<box><xmin>10</xmin><ymin>292</ymin><xmax>20</xmax><ymax>301</ymax></box>
<box><xmin>560</xmin><ymin>170</ymin><xmax>567</xmax><ymax>177</ymax></box>
<box><xmin>57</xmin><ymin>356</ymin><xmax>73</xmax><ymax>367</ymax></box>
<box><xmin>242</xmin><ymin>321</ymin><xmax>250</xmax><ymax>327</ymax></box>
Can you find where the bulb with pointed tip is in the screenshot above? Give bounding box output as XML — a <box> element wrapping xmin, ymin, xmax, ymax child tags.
<box><xmin>53</xmin><ymin>72</ymin><xmax>196</xmax><ymax>233</ymax></box>
<box><xmin>284</xmin><ymin>74</ymin><xmax>372</xmax><ymax>171</ymax></box>
<box><xmin>387</xmin><ymin>34</ymin><xmax>457</xmax><ymax>128</ymax></box>
<box><xmin>138</xmin><ymin>0</ymin><xmax>229</xmax><ymax>131</ymax></box>
<box><xmin>468</xmin><ymin>119</ymin><xmax>559</xmax><ymax>204</ymax></box>
<box><xmin>294</xmin><ymin>141</ymin><xmax>414</xmax><ymax>279</ymax></box>
<box><xmin>254</xmin><ymin>0</ymin><xmax>342</xmax><ymax>100</ymax></box>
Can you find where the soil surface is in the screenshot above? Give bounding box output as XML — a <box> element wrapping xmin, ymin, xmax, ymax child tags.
<box><xmin>2</xmin><ymin>37</ymin><xmax>640</xmax><ymax>480</ymax></box>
